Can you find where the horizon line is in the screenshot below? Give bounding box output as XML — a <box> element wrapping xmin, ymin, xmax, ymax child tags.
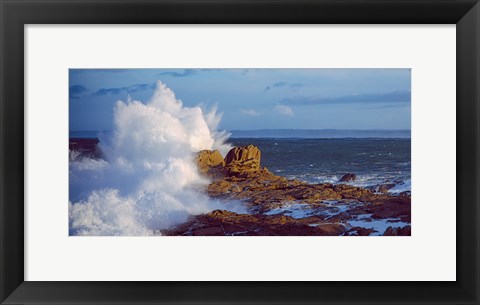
<box><xmin>70</xmin><ymin>128</ymin><xmax>412</xmax><ymax>132</ymax></box>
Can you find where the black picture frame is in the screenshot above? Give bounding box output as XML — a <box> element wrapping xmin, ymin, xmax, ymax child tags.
<box><xmin>1</xmin><ymin>0</ymin><xmax>479</xmax><ymax>304</ymax></box>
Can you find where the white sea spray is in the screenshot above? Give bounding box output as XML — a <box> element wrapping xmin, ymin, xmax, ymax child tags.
<box><xmin>69</xmin><ymin>81</ymin><xmax>239</xmax><ymax>236</ymax></box>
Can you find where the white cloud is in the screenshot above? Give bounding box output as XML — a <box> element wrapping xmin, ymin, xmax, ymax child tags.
<box><xmin>240</xmin><ymin>109</ymin><xmax>261</xmax><ymax>116</ymax></box>
<box><xmin>274</xmin><ymin>105</ymin><xmax>294</xmax><ymax>116</ymax></box>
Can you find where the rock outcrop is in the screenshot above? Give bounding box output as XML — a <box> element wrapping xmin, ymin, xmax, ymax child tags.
<box><xmin>377</xmin><ymin>183</ymin><xmax>396</xmax><ymax>193</ymax></box>
<box><xmin>339</xmin><ymin>173</ymin><xmax>356</xmax><ymax>182</ymax></box>
<box><xmin>196</xmin><ymin>145</ymin><xmax>263</xmax><ymax>178</ymax></box>
<box><xmin>224</xmin><ymin>144</ymin><xmax>261</xmax><ymax>177</ymax></box>
<box><xmin>174</xmin><ymin>144</ymin><xmax>412</xmax><ymax>236</ymax></box>
<box><xmin>196</xmin><ymin>150</ymin><xmax>225</xmax><ymax>178</ymax></box>
<box><xmin>383</xmin><ymin>225</ymin><xmax>411</xmax><ymax>236</ymax></box>
<box><xmin>163</xmin><ymin>209</ymin><xmax>347</xmax><ymax>236</ymax></box>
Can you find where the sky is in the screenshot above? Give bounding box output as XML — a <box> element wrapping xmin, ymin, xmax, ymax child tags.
<box><xmin>69</xmin><ymin>68</ymin><xmax>411</xmax><ymax>131</ymax></box>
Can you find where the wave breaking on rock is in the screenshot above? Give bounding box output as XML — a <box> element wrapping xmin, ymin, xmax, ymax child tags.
<box><xmin>69</xmin><ymin>81</ymin><xmax>237</xmax><ymax>236</ymax></box>
<box><xmin>163</xmin><ymin>145</ymin><xmax>411</xmax><ymax>236</ymax></box>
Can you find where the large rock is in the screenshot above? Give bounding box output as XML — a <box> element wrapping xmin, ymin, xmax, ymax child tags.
<box><xmin>224</xmin><ymin>144</ymin><xmax>262</xmax><ymax>177</ymax></box>
<box><xmin>383</xmin><ymin>225</ymin><xmax>411</xmax><ymax>236</ymax></box>
<box><xmin>186</xmin><ymin>144</ymin><xmax>411</xmax><ymax>236</ymax></box>
<box><xmin>378</xmin><ymin>183</ymin><xmax>396</xmax><ymax>193</ymax></box>
<box><xmin>339</xmin><ymin>173</ymin><xmax>356</xmax><ymax>182</ymax></box>
<box><xmin>162</xmin><ymin>209</ymin><xmax>348</xmax><ymax>236</ymax></box>
<box><xmin>196</xmin><ymin>150</ymin><xmax>225</xmax><ymax>178</ymax></box>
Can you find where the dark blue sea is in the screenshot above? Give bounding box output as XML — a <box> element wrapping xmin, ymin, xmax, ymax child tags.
<box><xmin>227</xmin><ymin>138</ymin><xmax>411</xmax><ymax>193</ymax></box>
<box><xmin>70</xmin><ymin>131</ymin><xmax>411</xmax><ymax>193</ymax></box>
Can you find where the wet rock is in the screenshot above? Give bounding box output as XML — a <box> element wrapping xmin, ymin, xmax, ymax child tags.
<box><xmin>369</xmin><ymin>196</ymin><xmax>411</xmax><ymax>223</ymax></box>
<box><xmin>196</xmin><ymin>150</ymin><xmax>225</xmax><ymax>178</ymax></box>
<box><xmin>162</xmin><ymin>209</ymin><xmax>348</xmax><ymax>236</ymax></box>
<box><xmin>333</xmin><ymin>184</ymin><xmax>373</xmax><ymax>201</ymax></box>
<box><xmin>69</xmin><ymin>138</ymin><xmax>103</xmax><ymax>160</ymax></box>
<box><xmin>378</xmin><ymin>183</ymin><xmax>396</xmax><ymax>193</ymax></box>
<box><xmin>367</xmin><ymin>183</ymin><xmax>396</xmax><ymax>193</ymax></box>
<box><xmin>339</xmin><ymin>173</ymin><xmax>356</xmax><ymax>182</ymax></box>
<box><xmin>208</xmin><ymin>180</ymin><xmax>233</xmax><ymax>194</ymax></box>
<box><xmin>347</xmin><ymin>227</ymin><xmax>376</xmax><ymax>236</ymax></box>
<box><xmin>185</xmin><ymin>144</ymin><xmax>411</xmax><ymax>236</ymax></box>
<box><xmin>383</xmin><ymin>225</ymin><xmax>411</xmax><ymax>236</ymax></box>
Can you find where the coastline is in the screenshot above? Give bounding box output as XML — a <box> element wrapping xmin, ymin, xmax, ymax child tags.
<box><xmin>163</xmin><ymin>145</ymin><xmax>411</xmax><ymax>236</ymax></box>
<box><xmin>69</xmin><ymin>138</ymin><xmax>411</xmax><ymax>236</ymax></box>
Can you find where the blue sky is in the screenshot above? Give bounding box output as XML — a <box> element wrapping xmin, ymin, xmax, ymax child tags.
<box><xmin>69</xmin><ymin>68</ymin><xmax>411</xmax><ymax>131</ymax></box>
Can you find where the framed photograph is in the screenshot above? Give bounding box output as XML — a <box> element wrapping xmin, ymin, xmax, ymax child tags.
<box><xmin>1</xmin><ymin>0</ymin><xmax>479</xmax><ymax>304</ymax></box>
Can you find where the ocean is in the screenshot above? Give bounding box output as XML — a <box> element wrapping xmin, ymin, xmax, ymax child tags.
<box><xmin>69</xmin><ymin>131</ymin><xmax>411</xmax><ymax>194</ymax></box>
<box><xmin>227</xmin><ymin>138</ymin><xmax>411</xmax><ymax>193</ymax></box>
<box><xmin>68</xmin><ymin>77</ymin><xmax>411</xmax><ymax>236</ymax></box>
<box><xmin>69</xmin><ymin>131</ymin><xmax>411</xmax><ymax>193</ymax></box>
<box><xmin>69</xmin><ymin>136</ymin><xmax>411</xmax><ymax>235</ymax></box>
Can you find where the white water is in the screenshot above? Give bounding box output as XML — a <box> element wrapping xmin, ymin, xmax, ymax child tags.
<box><xmin>348</xmin><ymin>214</ymin><xmax>410</xmax><ymax>236</ymax></box>
<box><xmin>388</xmin><ymin>179</ymin><xmax>411</xmax><ymax>194</ymax></box>
<box><xmin>69</xmin><ymin>81</ymin><xmax>237</xmax><ymax>236</ymax></box>
<box><xmin>263</xmin><ymin>201</ymin><xmax>410</xmax><ymax>235</ymax></box>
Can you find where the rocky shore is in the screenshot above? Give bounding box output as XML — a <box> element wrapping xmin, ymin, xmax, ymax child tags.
<box><xmin>163</xmin><ymin>144</ymin><xmax>411</xmax><ymax>236</ymax></box>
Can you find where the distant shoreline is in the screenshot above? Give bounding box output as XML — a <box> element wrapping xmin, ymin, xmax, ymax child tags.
<box><xmin>228</xmin><ymin>129</ymin><xmax>410</xmax><ymax>138</ymax></box>
<box><xmin>70</xmin><ymin>129</ymin><xmax>411</xmax><ymax>139</ymax></box>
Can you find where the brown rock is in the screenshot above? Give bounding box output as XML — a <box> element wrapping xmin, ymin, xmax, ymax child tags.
<box><xmin>196</xmin><ymin>150</ymin><xmax>225</xmax><ymax>178</ymax></box>
<box><xmin>224</xmin><ymin>145</ymin><xmax>261</xmax><ymax>176</ymax></box>
<box><xmin>225</xmin><ymin>144</ymin><xmax>261</xmax><ymax>164</ymax></box>
<box><xmin>348</xmin><ymin>227</ymin><xmax>376</xmax><ymax>236</ymax></box>
<box><xmin>383</xmin><ymin>225</ymin><xmax>411</xmax><ymax>236</ymax></box>
<box><xmin>193</xmin><ymin>227</ymin><xmax>225</xmax><ymax>236</ymax></box>
<box><xmin>378</xmin><ymin>183</ymin><xmax>396</xmax><ymax>193</ymax></box>
<box><xmin>339</xmin><ymin>173</ymin><xmax>356</xmax><ymax>182</ymax></box>
<box><xmin>162</xmin><ymin>209</ymin><xmax>348</xmax><ymax>236</ymax></box>
<box><xmin>333</xmin><ymin>184</ymin><xmax>372</xmax><ymax>200</ymax></box>
<box><xmin>185</xmin><ymin>144</ymin><xmax>411</xmax><ymax>236</ymax></box>
<box><xmin>208</xmin><ymin>180</ymin><xmax>233</xmax><ymax>195</ymax></box>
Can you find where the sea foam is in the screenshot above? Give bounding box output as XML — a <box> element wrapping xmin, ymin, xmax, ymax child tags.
<box><xmin>69</xmin><ymin>81</ymin><xmax>234</xmax><ymax>236</ymax></box>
